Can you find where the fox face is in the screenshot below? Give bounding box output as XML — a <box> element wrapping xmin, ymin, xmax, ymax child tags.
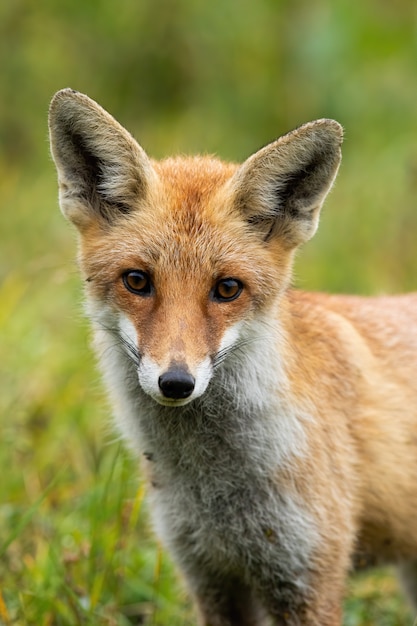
<box><xmin>49</xmin><ymin>89</ymin><xmax>342</xmax><ymax>407</ymax></box>
<box><xmin>78</xmin><ymin>159</ymin><xmax>291</xmax><ymax>407</ymax></box>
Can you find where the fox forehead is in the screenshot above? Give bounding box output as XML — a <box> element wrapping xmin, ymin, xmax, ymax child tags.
<box><xmin>135</xmin><ymin>154</ymin><xmax>242</xmax><ymax>251</ymax></box>
<box><xmin>154</xmin><ymin>155</ymin><xmax>238</xmax><ymax>203</ymax></box>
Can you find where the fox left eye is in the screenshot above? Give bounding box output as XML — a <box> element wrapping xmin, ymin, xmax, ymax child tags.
<box><xmin>123</xmin><ymin>270</ymin><xmax>153</xmax><ymax>296</ymax></box>
<box><xmin>212</xmin><ymin>278</ymin><xmax>243</xmax><ymax>302</ymax></box>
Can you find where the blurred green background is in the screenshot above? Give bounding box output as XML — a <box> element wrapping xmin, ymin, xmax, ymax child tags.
<box><xmin>1</xmin><ymin>0</ymin><xmax>417</xmax><ymax>624</ymax></box>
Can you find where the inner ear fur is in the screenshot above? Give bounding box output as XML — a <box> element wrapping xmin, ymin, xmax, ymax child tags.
<box><xmin>231</xmin><ymin>119</ymin><xmax>343</xmax><ymax>248</ymax></box>
<box><xmin>49</xmin><ymin>88</ymin><xmax>155</xmax><ymax>229</ymax></box>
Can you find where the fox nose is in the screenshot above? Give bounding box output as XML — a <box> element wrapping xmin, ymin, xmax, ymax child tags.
<box><xmin>158</xmin><ymin>368</ymin><xmax>195</xmax><ymax>400</ymax></box>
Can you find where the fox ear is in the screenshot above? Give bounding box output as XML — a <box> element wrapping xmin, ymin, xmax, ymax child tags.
<box><xmin>49</xmin><ymin>89</ymin><xmax>155</xmax><ymax>229</ymax></box>
<box><xmin>231</xmin><ymin>119</ymin><xmax>343</xmax><ymax>248</ymax></box>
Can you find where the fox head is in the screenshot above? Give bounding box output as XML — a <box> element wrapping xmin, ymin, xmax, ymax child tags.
<box><xmin>49</xmin><ymin>89</ymin><xmax>342</xmax><ymax>406</ymax></box>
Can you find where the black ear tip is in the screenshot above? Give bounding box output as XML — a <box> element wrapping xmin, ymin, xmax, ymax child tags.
<box><xmin>322</xmin><ymin>120</ymin><xmax>343</xmax><ymax>146</ymax></box>
<box><xmin>49</xmin><ymin>89</ymin><xmax>73</xmax><ymax>117</ymax></box>
<box><xmin>52</xmin><ymin>87</ymin><xmax>80</xmax><ymax>99</ymax></box>
<box><xmin>49</xmin><ymin>89</ymin><xmax>93</xmax><ymax>119</ymax></box>
<box><xmin>313</xmin><ymin>119</ymin><xmax>343</xmax><ymax>148</ymax></box>
<box><xmin>293</xmin><ymin>119</ymin><xmax>343</xmax><ymax>147</ymax></box>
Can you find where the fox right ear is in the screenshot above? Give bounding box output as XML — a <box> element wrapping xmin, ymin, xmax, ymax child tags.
<box><xmin>49</xmin><ymin>89</ymin><xmax>155</xmax><ymax>230</ymax></box>
<box><xmin>230</xmin><ymin>119</ymin><xmax>343</xmax><ymax>248</ymax></box>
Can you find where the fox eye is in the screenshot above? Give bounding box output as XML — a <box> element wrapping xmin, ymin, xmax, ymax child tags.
<box><xmin>123</xmin><ymin>270</ymin><xmax>152</xmax><ymax>296</ymax></box>
<box><xmin>212</xmin><ymin>278</ymin><xmax>243</xmax><ymax>302</ymax></box>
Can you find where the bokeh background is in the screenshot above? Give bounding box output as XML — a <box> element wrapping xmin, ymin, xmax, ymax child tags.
<box><xmin>1</xmin><ymin>1</ymin><xmax>417</xmax><ymax>624</ymax></box>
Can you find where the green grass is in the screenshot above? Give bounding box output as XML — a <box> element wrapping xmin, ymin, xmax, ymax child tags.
<box><xmin>0</xmin><ymin>444</ymin><xmax>194</xmax><ymax>625</ymax></box>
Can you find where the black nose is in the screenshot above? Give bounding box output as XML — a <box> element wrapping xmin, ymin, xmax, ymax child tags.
<box><xmin>158</xmin><ymin>368</ymin><xmax>195</xmax><ymax>399</ymax></box>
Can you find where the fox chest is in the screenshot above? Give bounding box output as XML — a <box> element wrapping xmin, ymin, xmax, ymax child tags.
<box><xmin>137</xmin><ymin>391</ymin><xmax>318</xmax><ymax>578</ymax></box>
<box><xmin>144</xmin><ymin>452</ymin><xmax>318</xmax><ymax>578</ymax></box>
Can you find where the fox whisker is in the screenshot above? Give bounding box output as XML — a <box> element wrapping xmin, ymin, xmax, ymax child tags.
<box><xmin>96</xmin><ymin>322</ymin><xmax>142</xmax><ymax>368</ymax></box>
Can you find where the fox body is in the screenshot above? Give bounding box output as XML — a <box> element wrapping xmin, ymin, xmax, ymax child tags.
<box><xmin>49</xmin><ymin>89</ymin><xmax>417</xmax><ymax>625</ymax></box>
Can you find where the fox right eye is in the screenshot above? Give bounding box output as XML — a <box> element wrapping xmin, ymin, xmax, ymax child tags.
<box><xmin>122</xmin><ymin>270</ymin><xmax>153</xmax><ymax>296</ymax></box>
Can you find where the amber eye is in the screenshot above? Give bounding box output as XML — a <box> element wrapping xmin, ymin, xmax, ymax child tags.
<box><xmin>122</xmin><ymin>270</ymin><xmax>152</xmax><ymax>296</ymax></box>
<box><xmin>212</xmin><ymin>278</ymin><xmax>243</xmax><ymax>302</ymax></box>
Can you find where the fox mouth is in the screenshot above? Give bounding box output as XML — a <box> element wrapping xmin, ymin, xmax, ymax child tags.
<box><xmin>151</xmin><ymin>394</ymin><xmax>196</xmax><ymax>407</ymax></box>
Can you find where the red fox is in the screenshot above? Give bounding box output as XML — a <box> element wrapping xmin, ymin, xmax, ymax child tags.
<box><xmin>49</xmin><ymin>88</ymin><xmax>417</xmax><ymax>626</ymax></box>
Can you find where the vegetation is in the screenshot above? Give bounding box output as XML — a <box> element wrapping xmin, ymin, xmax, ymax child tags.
<box><xmin>1</xmin><ymin>0</ymin><xmax>417</xmax><ymax>623</ymax></box>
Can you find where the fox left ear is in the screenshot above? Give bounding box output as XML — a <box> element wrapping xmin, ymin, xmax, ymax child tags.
<box><xmin>49</xmin><ymin>89</ymin><xmax>156</xmax><ymax>230</ymax></box>
<box><xmin>230</xmin><ymin>119</ymin><xmax>343</xmax><ymax>248</ymax></box>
